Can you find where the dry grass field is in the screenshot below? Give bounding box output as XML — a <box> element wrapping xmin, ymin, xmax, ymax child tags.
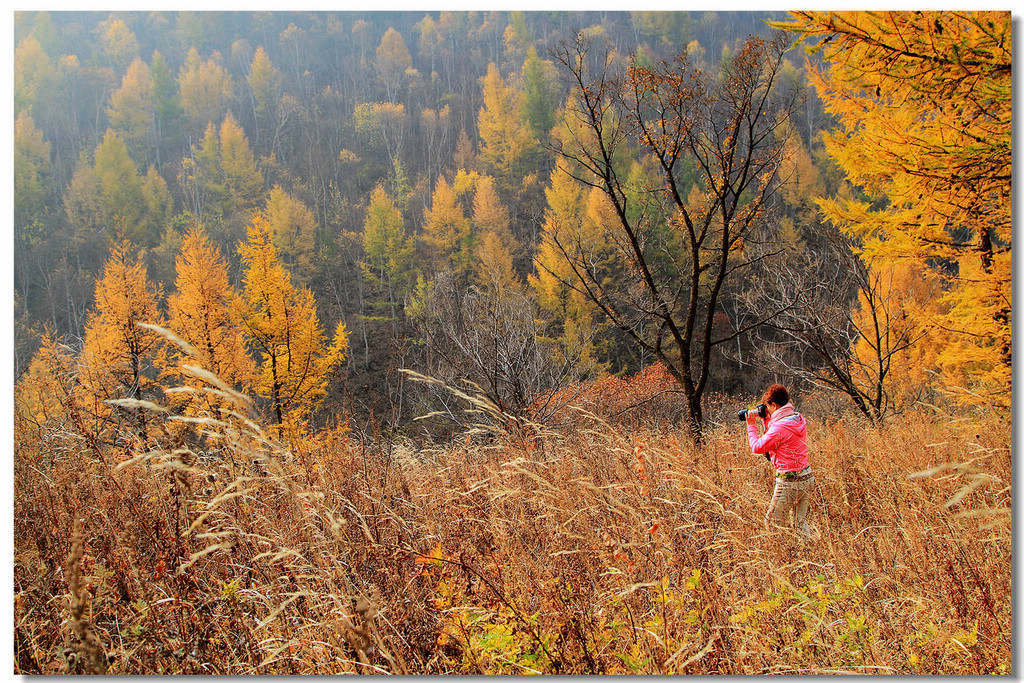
<box><xmin>13</xmin><ymin>370</ymin><xmax>1010</xmax><ymax>674</ymax></box>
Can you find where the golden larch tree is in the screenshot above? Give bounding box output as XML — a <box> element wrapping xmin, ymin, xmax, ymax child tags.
<box><xmin>476</xmin><ymin>62</ymin><xmax>539</xmax><ymax>195</ymax></box>
<box><xmin>246</xmin><ymin>45</ymin><xmax>281</xmax><ymax>143</ymax></box>
<box><xmin>106</xmin><ymin>57</ymin><xmax>154</xmax><ymax>160</ymax></box>
<box><xmin>521</xmin><ymin>44</ymin><xmax>558</xmax><ymax>140</ymax></box>
<box><xmin>141</xmin><ymin>166</ymin><xmax>174</xmax><ymax>235</ymax></box>
<box><xmin>776</xmin><ymin>120</ymin><xmax>824</xmax><ymax>214</ymax></box>
<box><xmin>15</xmin><ymin>332</ymin><xmax>76</xmax><ymax>428</ymax></box>
<box><xmin>375</xmin><ymin>27</ymin><xmax>412</xmax><ymax>102</ymax></box>
<box><xmin>420</xmin><ymin>175</ymin><xmax>473</xmax><ymax>277</ymax></box>
<box><xmin>77</xmin><ymin>243</ymin><xmax>164</xmax><ymax>439</ymax></box>
<box><xmin>361</xmin><ymin>183</ymin><xmax>415</xmax><ymax>323</ymax></box>
<box><xmin>471</xmin><ymin>176</ymin><xmax>520</xmax><ymax>290</ymax></box>
<box><xmin>265</xmin><ymin>184</ymin><xmax>317</xmax><ymax>280</ymax></box>
<box><xmin>529</xmin><ymin>162</ymin><xmax>608</xmax><ymax>375</ymax></box>
<box><xmin>235</xmin><ymin>215</ymin><xmax>348</xmax><ymax>435</ymax></box>
<box><xmin>451</xmin><ymin>167</ymin><xmax>482</xmax><ymax>198</ymax></box>
<box><xmin>96</xmin><ymin>17</ymin><xmax>139</xmax><ymax>73</ymax></box>
<box><xmin>777</xmin><ymin>11</ymin><xmax>1011</xmax><ymax>407</ymax></box>
<box><xmin>65</xmin><ymin>130</ymin><xmax>159</xmax><ymax>247</ymax></box>
<box><xmin>165</xmin><ymin>227</ymin><xmax>254</xmax><ymax>418</ymax></box>
<box><xmin>219</xmin><ymin>112</ymin><xmax>264</xmax><ymax>215</ymax></box>
<box><xmin>177</xmin><ymin>47</ymin><xmax>234</xmax><ymax>132</ymax></box>
<box><xmin>471</xmin><ymin>176</ymin><xmax>518</xmax><ymax>255</ymax></box>
<box><xmin>474</xmin><ymin>231</ymin><xmax>520</xmax><ymax>295</ymax></box>
<box><xmin>14</xmin><ymin>36</ymin><xmax>52</xmax><ymax>115</ymax></box>
<box><xmin>14</xmin><ymin>112</ymin><xmax>54</xmax><ymax>230</ymax></box>
<box><xmin>848</xmin><ymin>259</ymin><xmax>945</xmax><ymax>418</ymax></box>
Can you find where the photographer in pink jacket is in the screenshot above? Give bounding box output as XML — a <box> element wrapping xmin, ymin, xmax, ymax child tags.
<box><xmin>742</xmin><ymin>383</ymin><xmax>814</xmax><ymax>538</ymax></box>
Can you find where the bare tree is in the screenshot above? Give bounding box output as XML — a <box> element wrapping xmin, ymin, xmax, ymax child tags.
<box><xmin>547</xmin><ymin>32</ymin><xmax>796</xmax><ymax>443</ymax></box>
<box><xmin>742</xmin><ymin>228</ymin><xmax>929</xmax><ymax>422</ymax></box>
<box><xmin>408</xmin><ymin>271</ymin><xmax>586</xmax><ymax>436</ymax></box>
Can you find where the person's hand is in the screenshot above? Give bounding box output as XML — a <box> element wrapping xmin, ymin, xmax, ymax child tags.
<box><xmin>746</xmin><ymin>410</ymin><xmax>757</xmax><ymax>427</ymax></box>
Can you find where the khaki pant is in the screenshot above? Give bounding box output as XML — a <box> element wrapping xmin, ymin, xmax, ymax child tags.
<box><xmin>765</xmin><ymin>475</ymin><xmax>815</xmax><ymax>538</ymax></box>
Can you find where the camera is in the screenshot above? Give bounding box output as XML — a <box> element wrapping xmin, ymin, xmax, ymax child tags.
<box><xmin>737</xmin><ymin>403</ymin><xmax>768</xmax><ymax>421</ymax></box>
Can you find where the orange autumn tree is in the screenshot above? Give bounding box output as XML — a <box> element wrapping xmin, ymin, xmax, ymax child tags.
<box><xmin>164</xmin><ymin>227</ymin><xmax>254</xmax><ymax>419</ymax></box>
<box><xmin>471</xmin><ymin>176</ymin><xmax>520</xmax><ymax>291</ymax></box>
<box><xmin>235</xmin><ymin>215</ymin><xmax>348</xmax><ymax>435</ymax></box>
<box><xmin>477</xmin><ymin>62</ymin><xmax>540</xmax><ymax>196</ymax></box>
<box><xmin>420</xmin><ymin>175</ymin><xmax>473</xmax><ymax>278</ymax></box>
<box><xmin>848</xmin><ymin>259</ymin><xmax>943</xmax><ymax>414</ymax></box>
<box><xmin>15</xmin><ymin>332</ymin><xmax>76</xmax><ymax>429</ymax></box>
<box><xmin>265</xmin><ymin>184</ymin><xmax>318</xmax><ymax>282</ymax></box>
<box><xmin>530</xmin><ymin>162</ymin><xmax>612</xmax><ymax>376</ymax></box>
<box><xmin>776</xmin><ymin>11</ymin><xmax>1011</xmax><ymax>408</ymax></box>
<box><xmin>77</xmin><ymin>243</ymin><xmax>164</xmax><ymax>440</ymax></box>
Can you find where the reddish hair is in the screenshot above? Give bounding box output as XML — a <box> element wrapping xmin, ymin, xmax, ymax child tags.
<box><xmin>761</xmin><ymin>383</ymin><xmax>790</xmax><ymax>407</ymax></box>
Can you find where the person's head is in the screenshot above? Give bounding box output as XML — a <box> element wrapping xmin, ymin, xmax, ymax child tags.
<box><xmin>761</xmin><ymin>383</ymin><xmax>790</xmax><ymax>417</ymax></box>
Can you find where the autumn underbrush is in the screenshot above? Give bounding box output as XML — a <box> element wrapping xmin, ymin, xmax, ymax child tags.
<box><xmin>14</xmin><ymin>383</ymin><xmax>1010</xmax><ymax>674</ymax></box>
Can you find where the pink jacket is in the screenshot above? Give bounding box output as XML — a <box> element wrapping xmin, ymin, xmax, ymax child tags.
<box><xmin>747</xmin><ymin>403</ymin><xmax>809</xmax><ymax>473</ymax></box>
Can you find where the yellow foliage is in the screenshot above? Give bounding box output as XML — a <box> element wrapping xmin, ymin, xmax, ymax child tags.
<box><xmin>65</xmin><ymin>130</ymin><xmax>158</xmax><ymax>246</ymax></box>
<box><xmin>218</xmin><ymin>112</ymin><xmax>263</xmax><ymax>212</ymax></box>
<box><xmin>776</xmin><ymin>121</ymin><xmax>822</xmax><ymax>210</ymax></box>
<box><xmin>529</xmin><ymin>161</ymin><xmax>583</xmax><ymax>312</ymax></box>
<box><xmin>141</xmin><ymin>166</ymin><xmax>173</xmax><ymax>232</ymax></box>
<box><xmin>15</xmin><ymin>334</ymin><xmax>74</xmax><ymax>426</ymax></box>
<box><xmin>178</xmin><ymin>47</ymin><xmax>233</xmax><ymax>130</ymax></box>
<box><xmin>165</xmin><ymin>227</ymin><xmax>254</xmax><ymax>419</ymax></box>
<box><xmin>14</xmin><ymin>112</ymin><xmax>52</xmax><ymax>227</ymax></box>
<box><xmin>529</xmin><ymin>163</ymin><xmax>609</xmax><ymax>374</ymax></box>
<box><xmin>421</xmin><ymin>176</ymin><xmax>472</xmax><ymax>276</ymax></box>
<box><xmin>14</xmin><ymin>36</ymin><xmax>52</xmax><ymax>114</ymax></box>
<box><xmin>780</xmin><ymin>11</ymin><xmax>1011</xmax><ymax>408</ymax></box>
<box><xmin>451</xmin><ymin>168</ymin><xmax>483</xmax><ymax>199</ymax></box>
<box><xmin>77</xmin><ymin>243</ymin><xmax>164</xmax><ymax>436</ymax></box>
<box><xmin>850</xmin><ymin>260</ymin><xmax>944</xmax><ymax>411</ymax></box>
<box><xmin>235</xmin><ymin>215</ymin><xmax>348</xmax><ymax>434</ymax></box>
<box><xmin>265</xmin><ymin>185</ymin><xmax>317</xmax><ymax>278</ymax></box>
<box><xmin>477</xmin><ymin>62</ymin><xmax>539</xmax><ymax>191</ymax></box>
<box><xmin>471</xmin><ymin>175</ymin><xmax>519</xmax><ymax>265</ymax></box>
<box><xmin>106</xmin><ymin>57</ymin><xmax>153</xmax><ymax>154</ymax></box>
<box><xmin>247</xmin><ymin>45</ymin><xmax>281</xmax><ymax>122</ymax></box>
<box><xmin>474</xmin><ymin>231</ymin><xmax>519</xmax><ymax>292</ymax></box>
<box><xmin>376</xmin><ymin>27</ymin><xmax>413</xmax><ymax>100</ymax></box>
<box><xmin>97</xmin><ymin>17</ymin><xmax>138</xmax><ymax>72</ymax></box>
<box><xmin>361</xmin><ymin>183</ymin><xmax>414</xmax><ymax>306</ymax></box>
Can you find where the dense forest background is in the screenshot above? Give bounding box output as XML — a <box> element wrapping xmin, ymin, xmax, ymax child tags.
<box><xmin>14</xmin><ymin>10</ymin><xmax>840</xmax><ymax>432</ymax></box>
<box><xmin>14</xmin><ymin>10</ymin><xmax>1009</xmax><ymax>440</ymax></box>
